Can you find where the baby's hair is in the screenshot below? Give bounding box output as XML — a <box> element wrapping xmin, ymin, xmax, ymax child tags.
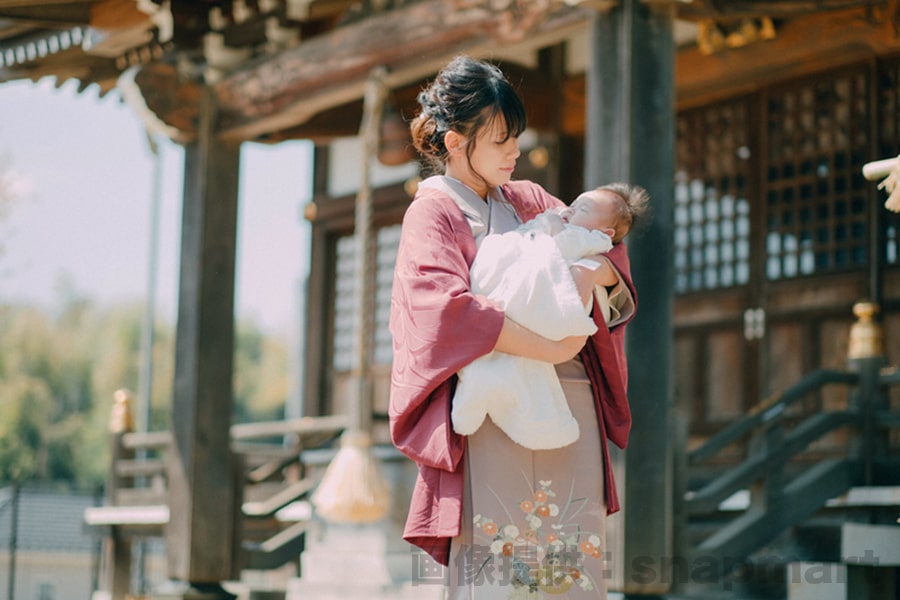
<box><xmin>594</xmin><ymin>183</ymin><xmax>650</xmax><ymax>243</ymax></box>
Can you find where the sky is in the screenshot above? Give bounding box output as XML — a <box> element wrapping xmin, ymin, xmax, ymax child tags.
<box><xmin>0</xmin><ymin>77</ymin><xmax>314</xmax><ymax>336</ymax></box>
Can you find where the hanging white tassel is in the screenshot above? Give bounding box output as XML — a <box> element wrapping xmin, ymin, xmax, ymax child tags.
<box><xmin>311</xmin><ymin>430</ymin><xmax>390</xmax><ymax>523</ymax></box>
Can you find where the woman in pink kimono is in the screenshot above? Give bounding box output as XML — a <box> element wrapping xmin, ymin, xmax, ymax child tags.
<box><xmin>389</xmin><ymin>55</ymin><xmax>641</xmax><ymax>599</ymax></box>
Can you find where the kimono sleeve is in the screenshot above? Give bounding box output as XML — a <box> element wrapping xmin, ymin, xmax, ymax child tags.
<box><xmin>388</xmin><ymin>192</ymin><xmax>505</xmax><ymax>471</ymax></box>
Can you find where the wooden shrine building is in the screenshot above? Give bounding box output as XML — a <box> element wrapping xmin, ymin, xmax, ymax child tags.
<box><xmin>2</xmin><ymin>1</ymin><xmax>900</xmax><ymax>598</ymax></box>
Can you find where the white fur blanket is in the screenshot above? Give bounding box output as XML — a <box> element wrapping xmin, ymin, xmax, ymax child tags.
<box><xmin>451</xmin><ymin>218</ymin><xmax>611</xmax><ymax>449</ymax></box>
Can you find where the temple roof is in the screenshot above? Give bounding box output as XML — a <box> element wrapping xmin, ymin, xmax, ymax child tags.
<box><xmin>0</xmin><ymin>0</ymin><xmax>888</xmax><ymax>143</ymax></box>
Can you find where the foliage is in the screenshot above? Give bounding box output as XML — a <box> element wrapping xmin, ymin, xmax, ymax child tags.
<box><xmin>233</xmin><ymin>319</ymin><xmax>290</xmax><ymax>424</ymax></box>
<box><xmin>0</xmin><ymin>298</ymin><xmax>290</xmax><ymax>486</ymax></box>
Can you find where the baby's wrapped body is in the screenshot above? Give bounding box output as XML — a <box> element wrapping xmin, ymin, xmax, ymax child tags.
<box><xmin>451</xmin><ymin>210</ymin><xmax>613</xmax><ymax>450</ymax></box>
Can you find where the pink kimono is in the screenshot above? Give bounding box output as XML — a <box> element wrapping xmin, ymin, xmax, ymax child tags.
<box><xmin>388</xmin><ymin>179</ymin><xmax>636</xmax><ymax>567</ymax></box>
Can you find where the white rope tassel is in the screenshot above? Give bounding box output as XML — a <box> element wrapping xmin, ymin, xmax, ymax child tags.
<box><xmin>311</xmin><ymin>430</ymin><xmax>390</xmax><ymax>523</ymax></box>
<box><xmin>879</xmin><ymin>156</ymin><xmax>900</xmax><ymax>213</ymax></box>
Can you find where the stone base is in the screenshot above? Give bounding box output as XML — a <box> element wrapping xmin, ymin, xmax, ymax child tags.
<box><xmin>146</xmin><ymin>582</ymin><xmax>238</xmax><ymax>600</ymax></box>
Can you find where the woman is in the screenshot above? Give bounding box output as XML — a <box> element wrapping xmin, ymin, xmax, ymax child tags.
<box><xmin>388</xmin><ymin>55</ymin><xmax>639</xmax><ymax>598</ymax></box>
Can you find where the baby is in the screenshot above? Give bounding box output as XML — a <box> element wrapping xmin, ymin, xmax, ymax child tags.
<box><xmin>451</xmin><ymin>184</ymin><xmax>648</xmax><ymax>450</ymax></box>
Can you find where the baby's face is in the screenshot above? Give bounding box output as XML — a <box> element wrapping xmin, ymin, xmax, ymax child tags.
<box><xmin>560</xmin><ymin>192</ymin><xmax>618</xmax><ymax>234</ymax></box>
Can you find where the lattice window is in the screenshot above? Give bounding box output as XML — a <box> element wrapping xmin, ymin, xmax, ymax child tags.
<box><xmin>674</xmin><ymin>100</ymin><xmax>753</xmax><ymax>293</ymax></box>
<box><xmin>37</xmin><ymin>582</ymin><xmax>55</xmax><ymax>600</ymax></box>
<box><xmin>332</xmin><ymin>225</ymin><xmax>401</xmax><ymax>370</ymax></box>
<box><xmin>374</xmin><ymin>225</ymin><xmax>401</xmax><ymax>364</ymax></box>
<box><xmin>764</xmin><ymin>70</ymin><xmax>870</xmax><ymax>279</ymax></box>
<box><xmin>332</xmin><ymin>236</ymin><xmax>356</xmax><ymax>371</ymax></box>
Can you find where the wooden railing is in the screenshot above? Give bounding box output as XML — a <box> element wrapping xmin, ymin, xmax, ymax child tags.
<box><xmin>682</xmin><ymin>301</ymin><xmax>899</xmax><ymax>567</ymax></box>
<box><xmin>85</xmin><ymin>394</ymin><xmax>346</xmax><ymax>599</ymax></box>
<box><xmin>686</xmin><ymin>369</ymin><xmax>860</xmax><ymax>514</ymax></box>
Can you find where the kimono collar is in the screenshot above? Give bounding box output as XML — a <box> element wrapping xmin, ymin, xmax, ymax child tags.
<box><xmin>418</xmin><ymin>175</ymin><xmax>520</xmax><ymax>246</ymax></box>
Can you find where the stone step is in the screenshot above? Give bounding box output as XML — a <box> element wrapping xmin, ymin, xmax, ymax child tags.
<box><xmin>786</xmin><ymin>559</ymin><xmax>900</xmax><ymax>600</ymax></box>
<box><xmin>285</xmin><ymin>579</ymin><xmax>442</xmax><ymax>600</ymax></box>
<box><xmin>840</xmin><ymin>522</ymin><xmax>900</xmax><ymax>566</ymax></box>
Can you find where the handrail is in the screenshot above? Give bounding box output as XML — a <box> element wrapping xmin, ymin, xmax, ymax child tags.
<box><xmin>115</xmin><ymin>458</ymin><xmax>167</xmax><ymax>478</ymax></box>
<box><xmin>681</xmin><ymin>303</ymin><xmax>900</xmax><ymax>569</ymax></box>
<box><xmin>230</xmin><ymin>414</ymin><xmax>347</xmax><ymax>441</ymax></box>
<box><xmin>878</xmin><ymin>365</ymin><xmax>900</xmax><ymax>385</ymax></box>
<box><xmin>98</xmin><ymin>414</ymin><xmax>348</xmax><ymax>521</ymax></box>
<box><xmin>117</xmin><ymin>415</ymin><xmax>347</xmax><ymax>453</ymax></box>
<box><xmin>686</xmin><ymin>411</ymin><xmax>860</xmax><ymax>513</ymax></box>
<box><xmin>242</xmin><ymin>477</ymin><xmax>318</xmax><ymax>518</ymax></box>
<box><xmin>688</xmin><ymin>369</ymin><xmax>858</xmax><ymax>466</ymax></box>
<box><xmin>121</xmin><ymin>430</ymin><xmax>172</xmax><ymax>451</ymax></box>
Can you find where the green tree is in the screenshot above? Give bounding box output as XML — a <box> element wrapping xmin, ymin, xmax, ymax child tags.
<box><xmin>0</xmin><ymin>302</ymin><xmax>103</xmax><ymax>483</ymax></box>
<box><xmin>0</xmin><ymin>296</ymin><xmax>290</xmax><ymax>486</ymax></box>
<box><xmin>0</xmin><ymin>376</ymin><xmax>53</xmax><ymax>481</ymax></box>
<box><xmin>233</xmin><ymin>319</ymin><xmax>290</xmax><ymax>424</ymax></box>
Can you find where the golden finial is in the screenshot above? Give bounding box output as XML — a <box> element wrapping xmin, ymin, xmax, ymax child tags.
<box><xmin>848</xmin><ymin>301</ymin><xmax>884</xmax><ymax>360</ymax></box>
<box><xmin>110</xmin><ymin>388</ymin><xmax>135</xmax><ymax>433</ymax></box>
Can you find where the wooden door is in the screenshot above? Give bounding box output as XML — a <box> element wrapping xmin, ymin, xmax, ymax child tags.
<box><xmin>673</xmin><ymin>63</ymin><xmax>878</xmax><ymax>459</ymax></box>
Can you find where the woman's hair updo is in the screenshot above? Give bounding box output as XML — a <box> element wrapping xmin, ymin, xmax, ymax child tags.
<box><xmin>410</xmin><ymin>55</ymin><xmax>527</xmax><ymax>172</ymax></box>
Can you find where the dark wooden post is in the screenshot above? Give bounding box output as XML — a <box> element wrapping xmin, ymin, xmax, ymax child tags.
<box><xmin>104</xmin><ymin>389</ymin><xmax>135</xmax><ymax>600</ymax></box>
<box><xmin>7</xmin><ymin>481</ymin><xmax>18</xmax><ymax>600</ymax></box>
<box><xmin>845</xmin><ymin>301</ymin><xmax>893</xmax><ymax>600</ymax></box>
<box><xmin>748</xmin><ymin>422</ymin><xmax>785</xmax><ymax>515</ymax></box>
<box><xmin>301</xmin><ymin>145</ymin><xmax>329</xmax><ymax>418</ymax></box>
<box><xmin>165</xmin><ymin>84</ymin><xmax>241</xmax><ymax>597</ymax></box>
<box><xmin>846</xmin><ymin>301</ymin><xmax>888</xmax><ymax>484</ymax></box>
<box><xmin>585</xmin><ymin>1</ymin><xmax>675</xmax><ymax>596</ymax></box>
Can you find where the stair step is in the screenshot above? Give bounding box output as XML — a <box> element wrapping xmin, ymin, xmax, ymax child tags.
<box><xmin>785</xmin><ymin>558</ymin><xmax>900</xmax><ymax>600</ymax></box>
<box><xmin>840</xmin><ymin>523</ymin><xmax>900</xmax><ymax>565</ymax></box>
<box><xmin>285</xmin><ymin>579</ymin><xmax>442</xmax><ymax>600</ymax></box>
<box><xmin>786</xmin><ymin>562</ymin><xmax>848</xmax><ymax>600</ymax></box>
<box><xmin>826</xmin><ymin>486</ymin><xmax>900</xmax><ymax>508</ymax></box>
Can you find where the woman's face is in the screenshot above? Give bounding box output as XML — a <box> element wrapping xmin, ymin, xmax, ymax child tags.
<box><xmin>446</xmin><ymin>113</ymin><xmax>520</xmax><ymax>198</ymax></box>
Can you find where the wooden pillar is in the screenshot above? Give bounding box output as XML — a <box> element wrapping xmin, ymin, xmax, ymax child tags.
<box><xmin>585</xmin><ymin>1</ymin><xmax>675</xmax><ymax>597</ymax></box>
<box><xmin>302</xmin><ymin>144</ymin><xmax>330</xmax><ymax>418</ymax></box>
<box><xmin>165</xmin><ymin>84</ymin><xmax>241</xmax><ymax>595</ymax></box>
<box><xmin>847</xmin><ymin>301</ymin><xmax>888</xmax><ymax>485</ymax></box>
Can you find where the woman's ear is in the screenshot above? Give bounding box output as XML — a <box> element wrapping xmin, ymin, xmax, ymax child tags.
<box><xmin>444</xmin><ymin>130</ymin><xmax>465</xmax><ymax>155</ymax></box>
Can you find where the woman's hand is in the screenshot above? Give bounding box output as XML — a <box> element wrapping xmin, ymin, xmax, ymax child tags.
<box><xmin>493</xmin><ymin>317</ymin><xmax>587</xmax><ymax>364</ymax></box>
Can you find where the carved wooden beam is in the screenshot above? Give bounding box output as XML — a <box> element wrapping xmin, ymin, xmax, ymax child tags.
<box><xmin>125</xmin><ymin>0</ymin><xmax>589</xmax><ymax>143</ymax></box>
<box><xmin>260</xmin><ymin>61</ymin><xmax>557</xmax><ymax>143</ymax></box>
<box><xmin>213</xmin><ymin>0</ymin><xmax>590</xmax><ymax>141</ymax></box>
<box><xmin>675</xmin><ymin>5</ymin><xmax>900</xmax><ymax>107</ymax></box>
<box><xmin>678</xmin><ymin>0</ymin><xmax>884</xmax><ymax>20</ymax></box>
<box><xmin>0</xmin><ymin>1</ymin><xmax>92</xmax><ymax>25</ymax></box>
<box><xmin>122</xmin><ymin>61</ymin><xmax>202</xmax><ymax>143</ymax></box>
<box><xmin>87</xmin><ymin>0</ymin><xmax>156</xmax><ymax>58</ymax></box>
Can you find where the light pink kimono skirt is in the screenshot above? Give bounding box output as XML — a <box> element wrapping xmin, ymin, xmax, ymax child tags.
<box><xmin>447</xmin><ymin>357</ymin><xmax>608</xmax><ymax>599</ymax></box>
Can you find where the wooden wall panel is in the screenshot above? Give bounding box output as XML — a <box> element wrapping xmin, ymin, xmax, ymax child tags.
<box><xmin>765</xmin><ymin>322</ymin><xmax>804</xmax><ymax>397</ymax></box>
<box><xmin>674</xmin><ymin>334</ymin><xmax>700</xmax><ymax>431</ymax></box>
<box><xmin>706</xmin><ymin>329</ymin><xmax>745</xmax><ymax>421</ymax></box>
<box><xmin>816</xmin><ymin>318</ymin><xmax>852</xmax><ymax>453</ymax></box>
